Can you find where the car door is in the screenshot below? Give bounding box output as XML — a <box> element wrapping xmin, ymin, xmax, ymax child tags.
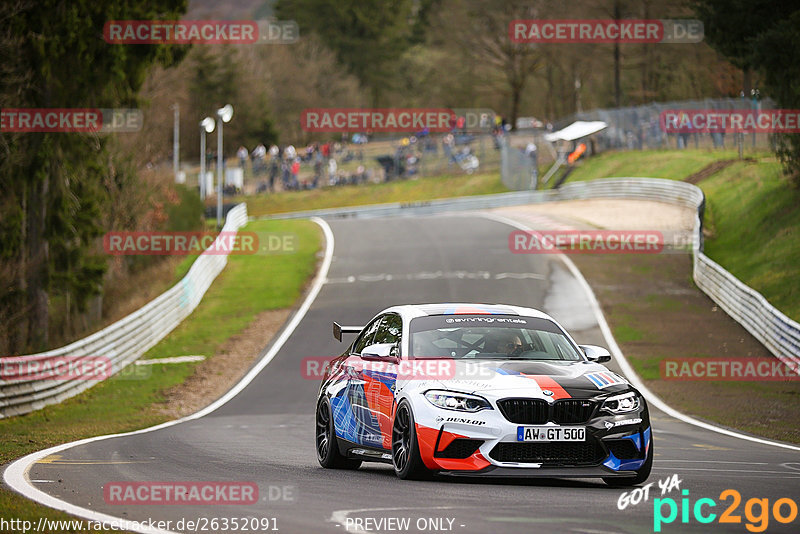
<box><xmin>362</xmin><ymin>313</ymin><xmax>402</xmax><ymax>450</ymax></box>
<box><xmin>330</xmin><ymin>316</ymin><xmax>382</xmax><ymax>447</ymax></box>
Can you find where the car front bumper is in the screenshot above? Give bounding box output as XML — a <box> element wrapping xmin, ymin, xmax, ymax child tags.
<box><xmin>412</xmin><ymin>398</ymin><xmax>651</xmax><ymax>476</ymax></box>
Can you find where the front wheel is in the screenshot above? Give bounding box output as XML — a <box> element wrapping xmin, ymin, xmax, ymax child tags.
<box><xmin>392</xmin><ymin>401</ymin><xmax>431</xmax><ymax>480</ymax></box>
<box><xmin>603</xmin><ymin>438</ymin><xmax>653</xmax><ymax>487</ymax></box>
<box><xmin>316</xmin><ymin>397</ymin><xmax>361</xmax><ymax>470</ymax></box>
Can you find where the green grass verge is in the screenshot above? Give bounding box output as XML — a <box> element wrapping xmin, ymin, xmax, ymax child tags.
<box><xmin>700</xmin><ymin>160</ymin><xmax>800</xmax><ymax>321</ymax></box>
<box><xmin>565</xmin><ymin>149</ymin><xmax>743</xmax><ymax>181</ymax></box>
<box><xmin>563</xmin><ymin>149</ymin><xmax>800</xmax><ymax>321</ymax></box>
<box><xmin>239</xmin><ymin>172</ymin><xmax>507</xmax><ymax>217</ymax></box>
<box><xmin>0</xmin><ymin>219</ymin><xmax>321</xmax><ymax>532</ymax></box>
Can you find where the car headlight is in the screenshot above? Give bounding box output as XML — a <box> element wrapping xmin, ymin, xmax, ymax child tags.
<box><xmin>424</xmin><ymin>390</ymin><xmax>492</xmax><ymax>412</ymax></box>
<box><xmin>601</xmin><ymin>391</ymin><xmax>641</xmax><ymax>414</ymax></box>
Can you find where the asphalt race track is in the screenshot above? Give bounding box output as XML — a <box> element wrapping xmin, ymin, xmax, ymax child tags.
<box><xmin>13</xmin><ymin>214</ymin><xmax>800</xmax><ymax>533</ymax></box>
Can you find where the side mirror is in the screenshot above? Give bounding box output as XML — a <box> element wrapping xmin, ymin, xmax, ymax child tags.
<box><xmin>580</xmin><ymin>344</ymin><xmax>612</xmax><ymax>363</ymax></box>
<box><xmin>361</xmin><ymin>343</ymin><xmax>399</xmax><ymax>362</ymax></box>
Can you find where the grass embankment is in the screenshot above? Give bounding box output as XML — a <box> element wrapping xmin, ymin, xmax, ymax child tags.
<box><xmin>563</xmin><ymin>149</ymin><xmax>800</xmax><ymax>442</ymax></box>
<box><xmin>565</xmin><ymin>148</ymin><xmax>742</xmax><ymax>181</ymax></box>
<box><xmin>0</xmin><ymin>219</ymin><xmax>321</xmax><ymax>531</ymax></box>
<box><xmin>239</xmin><ymin>171</ymin><xmax>507</xmax><ymax>217</ymax></box>
<box><xmin>700</xmin><ymin>161</ymin><xmax>800</xmax><ymax>320</ymax></box>
<box><xmin>565</xmin><ymin>149</ymin><xmax>799</xmax><ymax>321</ymax></box>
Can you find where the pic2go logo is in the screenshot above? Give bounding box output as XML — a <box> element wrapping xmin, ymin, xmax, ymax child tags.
<box><xmin>654</xmin><ymin>489</ymin><xmax>798</xmax><ymax>532</ymax></box>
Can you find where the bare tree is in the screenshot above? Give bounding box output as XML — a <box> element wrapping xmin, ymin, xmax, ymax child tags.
<box><xmin>439</xmin><ymin>0</ymin><xmax>544</xmax><ymax>128</ymax></box>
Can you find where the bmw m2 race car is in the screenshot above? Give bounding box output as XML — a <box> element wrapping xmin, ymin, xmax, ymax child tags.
<box><xmin>315</xmin><ymin>303</ymin><xmax>652</xmax><ymax>485</ymax></box>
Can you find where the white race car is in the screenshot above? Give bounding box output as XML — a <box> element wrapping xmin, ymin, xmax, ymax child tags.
<box><xmin>315</xmin><ymin>303</ymin><xmax>652</xmax><ymax>485</ymax></box>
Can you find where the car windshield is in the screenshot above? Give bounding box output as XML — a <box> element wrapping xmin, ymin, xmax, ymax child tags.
<box><xmin>409</xmin><ymin>315</ymin><xmax>583</xmax><ymax>361</ymax></box>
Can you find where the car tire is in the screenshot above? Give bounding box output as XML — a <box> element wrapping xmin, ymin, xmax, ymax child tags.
<box><xmin>603</xmin><ymin>437</ymin><xmax>653</xmax><ymax>487</ymax></box>
<box><xmin>392</xmin><ymin>400</ymin><xmax>431</xmax><ymax>480</ymax></box>
<box><xmin>316</xmin><ymin>397</ymin><xmax>362</xmax><ymax>470</ymax></box>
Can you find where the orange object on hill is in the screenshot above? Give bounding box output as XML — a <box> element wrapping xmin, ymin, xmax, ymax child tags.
<box><xmin>568</xmin><ymin>143</ymin><xmax>586</xmax><ymax>164</ymax></box>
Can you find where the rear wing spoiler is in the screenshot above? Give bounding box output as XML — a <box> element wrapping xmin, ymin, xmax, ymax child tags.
<box><xmin>333</xmin><ymin>322</ymin><xmax>363</xmax><ymax>342</ymax></box>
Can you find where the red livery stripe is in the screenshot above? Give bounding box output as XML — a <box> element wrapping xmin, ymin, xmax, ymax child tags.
<box><xmin>523</xmin><ymin>375</ymin><xmax>571</xmax><ymax>399</ymax></box>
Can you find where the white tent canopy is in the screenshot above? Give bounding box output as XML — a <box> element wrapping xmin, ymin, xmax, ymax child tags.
<box><xmin>545</xmin><ymin>120</ymin><xmax>607</xmax><ymax>142</ymax></box>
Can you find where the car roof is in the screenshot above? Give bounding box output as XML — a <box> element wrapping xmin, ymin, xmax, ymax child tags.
<box><xmin>381</xmin><ymin>303</ymin><xmax>554</xmax><ymax>321</ymax></box>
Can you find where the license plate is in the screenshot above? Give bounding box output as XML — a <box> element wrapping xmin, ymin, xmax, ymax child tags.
<box><xmin>517</xmin><ymin>426</ymin><xmax>585</xmax><ymax>442</ymax></box>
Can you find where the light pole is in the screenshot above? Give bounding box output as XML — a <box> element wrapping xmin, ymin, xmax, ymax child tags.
<box><xmin>215</xmin><ymin>104</ymin><xmax>233</xmax><ymax>229</ymax></box>
<box><xmin>751</xmin><ymin>88</ymin><xmax>760</xmax><ymax>148</ymax></box>
<box><xmin>171</xmin><ymin>103</ymin><xmax>180</xmax><ymax>182</ymax></box>
<box><xmin>738</xmin><ymin>90</ymin><xmax>745</xmax><ymax>160</ymax></box>
<box><xmin>199</xmin><ymin>117</ymin><xmax>215</xmax><ymax>199</ymax></box>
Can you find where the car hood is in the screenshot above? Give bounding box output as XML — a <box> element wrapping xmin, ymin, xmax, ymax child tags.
<box><xmin>416</xmin><ymin>359</ymin><xmax>632</xmax><ymax>398</ymax></box>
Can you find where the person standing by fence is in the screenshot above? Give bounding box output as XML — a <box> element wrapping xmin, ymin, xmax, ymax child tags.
<box><xmin>328</xmin><ymin>157</ymin><xmax>337</xmax><ymax>185</ymax></box>
<box><xmin>252</xmin><ymin>143</ymin><xmax>267</xmax><ymax>176</ymax></box>
<box><xmin>291</xmin><ymin>158</ymin><xmax>300</xmax><ymax>189</ymax></box>
<box><xmin>237</xmin><ymin>146</ymin><xmax>249</xmax><ymax>169</ymax></box>
<box><xmin>268</xmin><ymin>145</ymin><xmax>279</xmax><ymax>191</ymax></box>
<box><xmin>525</xmin><ymin>141</ymin><xmax>538</xmax><ymax>189</ymax></box>
<box><xmin>313</xmin><ymin>150</ymin><xmax>323</xmax><ymax>188</ymax></box>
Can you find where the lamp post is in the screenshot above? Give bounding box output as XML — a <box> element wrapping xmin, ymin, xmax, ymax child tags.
<box><xmin>738</xmin><ymin>91</ymin><xmax>745</xmax><ymax>160</ymax></box>
<box><xmin>751</xmin><ymin>88</ymin><xmax>760</xmax><ymax>149</ymax></box>
<box><xmin>199</xmin><ymin>117</ymin><xmax>215</xmax><ymax>199</ymax></box>
<box><xmin>215</xmin><ymin>104</ymin><xmax>233</xmax><ymax>229</ymax></box>
<box><xmin>171</xmin><ymin>103</ymin><xmax>180</xmax><ymax>182</ymax></box>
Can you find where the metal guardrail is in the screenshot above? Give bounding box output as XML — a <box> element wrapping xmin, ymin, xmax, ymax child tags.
<box><xmin>256</xmin><ymin>179</ymin><xmax>702</xmax><ymax>221</ymax></box>
<box><xmin>694</xmin><ymin>253</ymin><xmax>800</xmax><ymax>367</ymax></box>
<box><xmin>256</xmin><ymin>190</ymin><xmax>558</xmax><ymax>220</ymax></box>
<box><xmin>259</xmin><ymin>177</ymin><xmax>799</xmax><ymax>367</ymax></box>
<box><xmin>0</xmin><ymin>203</ymin><xmax>249</xmax><ymax>418</ymax></box>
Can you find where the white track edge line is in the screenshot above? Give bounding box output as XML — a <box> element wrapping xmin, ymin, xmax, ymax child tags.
<box><xmin>2</xmin><ymin>217</ymin><xmax>336</xmax><ymax>534</ymax></box>
<box><xmin>480</xmin><ymin>211</ymin><xmax>800</xmax><ymax>453</ymax></box>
